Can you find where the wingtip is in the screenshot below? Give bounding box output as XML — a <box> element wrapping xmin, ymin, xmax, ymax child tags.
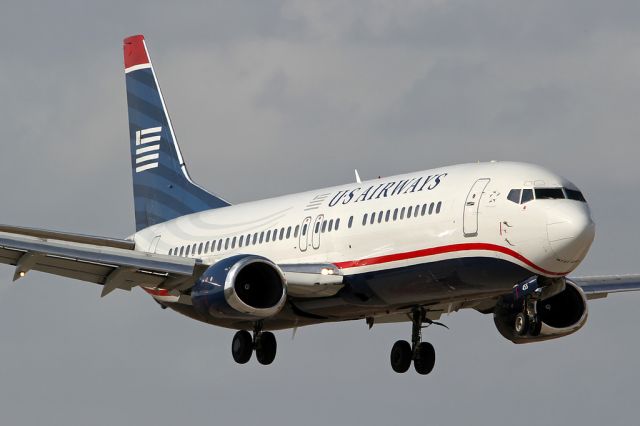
<box><xmin>123</xmin><ymin>34</ymin><xmax>150</xmax><ymax>70</ymax></box>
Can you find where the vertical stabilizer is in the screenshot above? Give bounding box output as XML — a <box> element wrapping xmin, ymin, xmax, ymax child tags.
<box><xmin>123</xmin><ymin>35</ymin><xmax>230</xmax><ymax>231</ymax></box>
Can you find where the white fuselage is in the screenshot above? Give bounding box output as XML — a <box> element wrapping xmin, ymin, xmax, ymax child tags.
<box><xmin>133</xmin><ymin>161</ymin><xmax>595</xmax><ymax>320</ymax></box>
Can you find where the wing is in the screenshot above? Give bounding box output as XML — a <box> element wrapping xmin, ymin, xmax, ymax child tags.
<box><xmin>0</xmin><ymin>226</ymin><xmax>344</xmax><ymax>299</ymax></box>
<box><xmin>570</xmin><ymin>275</ymin><xmax>640</xmax><ymax>300</ymax></box>
<box><xmin>0</xmin><ymin>228</ymin><xmax>203</xmax><ymax>297</ymax></box>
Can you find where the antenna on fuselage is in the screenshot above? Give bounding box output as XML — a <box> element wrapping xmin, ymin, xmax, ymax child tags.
<box><xmin>354</xmin><ymin>169</ymin><xmax>362</xmax><ymax>183</ymax></box>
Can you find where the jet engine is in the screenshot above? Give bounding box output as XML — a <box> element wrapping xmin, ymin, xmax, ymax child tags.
<box><xmin>494</xmin><ymin>279</ymin><xmax>588</xmax><ymax>344</ymax></box>
<box><xmin>191</xmin><ymin>255</ymin><xmax>287</xmax><ymax>321</ymax></box>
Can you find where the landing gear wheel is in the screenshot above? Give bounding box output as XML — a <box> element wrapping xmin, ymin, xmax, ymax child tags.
<box><xmin>390</xmin><ymin>340</ymin><xmax>412</xmax><ymax>373</ymax></box>
<box><xmin>514</xmin><ymin>312</ymin><xmax>529</xmax><ymax>336</ymax></box>
<box><xmin>414</xmin><ymin>342</ymin><xmax>436</xmax><ymax>375</ymax></box>
<box><xmin>530</xmin><ymin>317</ymin><xmax>542</xmax><ymax>336</ymax></box>
<box><xmin>232</xmin><ymin>330</ymin><xmax>253</xmax><ymax>364</ymax></box>
<box><xmin>255</xmin><ymin>331</ymin><xmax>277</xmax><ymax>365</ymax></box>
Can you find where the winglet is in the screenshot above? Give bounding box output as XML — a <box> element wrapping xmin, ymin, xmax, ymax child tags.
<box><xmin>123</xmin><ymin>34</ymin><xmax>150</xmax><ymax>72</ymax></box>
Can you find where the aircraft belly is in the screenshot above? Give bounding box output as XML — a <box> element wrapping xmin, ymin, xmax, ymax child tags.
<box><xmin>166</xmin><ymin>256</ymin><xmax>533</xmax><ymax>330</ymax></box>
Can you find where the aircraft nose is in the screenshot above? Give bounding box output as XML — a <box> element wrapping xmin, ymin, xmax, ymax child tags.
<box><xmin>546</xmin><ymin>203</ymin><xmax>595</xmax><ymax>265</ymax></box>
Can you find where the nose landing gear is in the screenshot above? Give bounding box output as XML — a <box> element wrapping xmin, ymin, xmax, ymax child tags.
<box><xmin>390</xmin><ymin>307</ymin><xmax>440</xmax><ymax>375</ymax></box>
<box><xmin>231</xmin><ymin>321</ymin><xmax>278</xmax><ymax>365</ymax></box>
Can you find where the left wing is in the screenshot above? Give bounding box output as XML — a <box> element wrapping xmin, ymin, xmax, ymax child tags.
<box><xmin>0</xmin><ymin>227</ymin><xmax>344</xmax><ymax>299</ymax></box>
<box><xmin>0</xmin><ymin>230</ymin><xmax>202</xmax><ymax>297</ymax></box>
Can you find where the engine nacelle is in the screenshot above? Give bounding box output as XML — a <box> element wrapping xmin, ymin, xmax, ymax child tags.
<box><xmin>494</xmin><ymin>279</ymin><xmax>588</xmax><ymax>344</ymax></box>
<box><xmin>191</xmin><ymin>255</ymin><xmax>287</xmax><ymax>321</ymax></box>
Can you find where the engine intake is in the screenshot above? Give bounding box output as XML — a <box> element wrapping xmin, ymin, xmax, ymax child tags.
<box><xmin>494</xmin><ymin>279</ymin><xmax>588</xmax><ymax>344</ymax></box>
<box><xmin>191</xmin><ymin>255</ymin><xmax>287</xmax><ymax>320</ymax></box>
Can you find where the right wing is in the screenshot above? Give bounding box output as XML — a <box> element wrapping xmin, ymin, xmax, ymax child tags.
<box><xmin>570</xmin><ymin>275</ymin><xmax>640</xmax><ymax>299</ymax></box>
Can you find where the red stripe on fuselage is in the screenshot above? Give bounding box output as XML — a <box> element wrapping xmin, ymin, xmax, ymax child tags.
<box><xmin>333</xmin><ymin>243</ymin><xmax>569</xmax><ymax>276</ymax></box>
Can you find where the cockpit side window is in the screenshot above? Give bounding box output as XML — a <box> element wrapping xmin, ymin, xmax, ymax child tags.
<box><xmin>521</xmin><ymin>189</ymin><xmax>534</xmax><ymax>204</ymax></box>
<box><xmin>565</xmin><ymin>188</ymin><xmax>586</xmax><ymax>202</ymax></box>
<box><xmin>535</xmin><ymin>188</ymin><xmax>565</xmax><ymax>200</ymax></box>
<box><xmin>507</xmin><ymin>189</ymin><xmax>521</xmax><ymax>204</ymax></box>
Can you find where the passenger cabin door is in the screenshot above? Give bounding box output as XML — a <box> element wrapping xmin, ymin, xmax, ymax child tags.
<box><xmin>463</xmin><ymin>178</ymin><xmax>490</xmax><ymax>237</ymax></box>
<box><xmin>299</xmin><ymin>216</ymin><xmax>312</xmax><ymax>252</ymax></box>
<box><xmin>312</xmin><ymin>214</ymin><xmax>324</xmax><ymax>250</ymax></box>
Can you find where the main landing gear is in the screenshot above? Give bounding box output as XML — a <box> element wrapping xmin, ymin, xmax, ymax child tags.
<box><xmin>390</xmin><ymin>307</ymin><xmax>437</xmax><ymax>375</ymax></box>
<box><xmin>231</xmin><ymin>322</ymin><xmax>277</xmax><ymax>365</ymax></box>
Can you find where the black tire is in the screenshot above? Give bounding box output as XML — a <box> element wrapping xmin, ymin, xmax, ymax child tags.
<box><xmin>414</xmin><ymin>342</ymin><xmax>436</xmax><ymax>375</ymax></box>
<box><xmin>530</xmin><ymin>317</ymin><xmax>542</xmax><ymax>336</ymax></box>
<box><xmin>390</xmin><ymin>340</ymin><xmax>412</xmax><ymax>373</ymax></box>
<box><xmin>232</xmin><ymin>330</ymin><xmax>253</xmax><ymax>364</ymax></box>
<box><xmin>256</xmin><ymin>331</ymin><xmax>277</xmax><ymax>365</ymax></box>
<box><xmin>514</xmin><ymin>312</ymin><xmax>529</xmax><ymax>336</ymax></box>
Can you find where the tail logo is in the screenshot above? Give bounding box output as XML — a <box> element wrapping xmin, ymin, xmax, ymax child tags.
<box><xmin>135</xmin><ymin>127</ymin><xmax>162</xmax><ymax>173</ymax></box>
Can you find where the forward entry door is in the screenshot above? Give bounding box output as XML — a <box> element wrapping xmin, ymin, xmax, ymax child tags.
<box><xmin>463</xmin><ymin>178</ymin><xmax>490</xmax><ymax>237</ymax></box>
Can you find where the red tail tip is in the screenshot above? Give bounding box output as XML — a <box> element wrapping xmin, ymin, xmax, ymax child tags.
<box><xmin>123</xmin><ymin>34</ymin><xmax>150</xmax><ymax>69</ymax></box>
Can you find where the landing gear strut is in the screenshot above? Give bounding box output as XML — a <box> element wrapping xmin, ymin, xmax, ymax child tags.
<box><xmin>390</xmin><ymin>307</ymin><xmax>437</xmax><ymax>375</ymax></box>
<box><xmin>231</xmin><ymin>322</ymin><xmax>277</xmax><ymax>365</ymax></box>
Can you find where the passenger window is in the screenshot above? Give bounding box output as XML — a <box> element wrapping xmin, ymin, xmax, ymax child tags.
<box><xmin>565</xmin><ymin>188</ymin><xmax>586</xmax><ymax>202</ymax></box>
<box><xmin>286</xmin><ymin>227</ymin><xmax>292</xmax><ymax>239</ymax></box>
<box><xmin>315</xmin><ymin>222</ymin><xmax>320</xmax><ymax>233</ymax></box>
<box><xmin>179</xmin><ymin>246</ymin><xmax>183</xmax><ymax>256</ymax></box>
<box><xmin>414</xmin><ymin>205</ymin><xmax>420</xmax><ymax>218</ymax></box>
<box><xmin>348</xmin><ymin>216</ymin><xmax>353</xmax><ymax>228</ymax></box>
<box><xmin>407</xmin><ymin>206</ymin><xmax>413</xmax><ymax>218</ymax></box>
<box><xmin>421</xmin><ymin>204</ymin><xmax>427</xmax><ymax>216</ymax></box>
<box><xmin>302</xmin><ymin>225</ymin><xmax>307</xmax><ymax>236</ymax></box>
<box><xmin>328</xmin><ymin>219</ymin><xmax>334</xmax><ymax>232</ymax></box>
<box><xmin>400</xmin><ymin>207</ymin><xmax>405</xmax><ymax>220</ymax></box>
<box><xmin>217</xmin><ymin>240</ymin><xmax>223</xmax><ymax>251</ymax></box>
<box><xmin>393</xmin><ymin>208</ymin><xmax>398</xmax><ymax>221</ymax></box>
<box><xmin>507</xmin><ymin>189</ymin><xmax>521</xmax><ymax>204</ymax></box>
<box><xmin>186</xmin><ymin>245</ymin><xmax>191</xmax><ymax>256</ymax></box>
<box><xmin>168</xmin><ymin>248</ymin><xmax>173</xmax><ymax>256</ymax></box>
<box><xmin>197</xmin><ymin>243</ymin><xmax>202</xmax><ymax>255</ymax></box>
<box><xmin>521</xmin><ymin>189</ymin><xmax>534</xmax><ymax>203</ymax></box>
<box><xmin>377</xmin><ymin>211</ymin><xmax>383</xmax><ymax>223</ymax></box>
<box><xmin>211</xmin><ymin>240</ymin><xmax>216</xmax><ymax>252</ymax></box>
<box><xmin>436</xmin><ymin>201</ymin><xmax>442</xmax><ymax>214</ymax></box>
<box><xmin>322</xmin><ymin>221</ymin><xmax>327</xmax><ymax>233</ymax></box>
<box><xmin>279</xmin><ymin>228</ymin><xmax>285</xmax><ymax>240</ymax></box>
<box><xmin>335</xmin><ymin>218</ymin><xmax>340</xmax><ymax>230</ymax></box>
<box><xmin>224</xmin><ymin>238</ymin><xmax>230</xmax><ymax>250</ymax></box>
<box><xmin>385</xmin><ymin>210</ymin><xmax>390</xmax><ymax>222</ymax></box>
<box><xmin>535</xmin><ymin>188</ymin><xmax>565</xmax><ymax>200</ymax></box>
<box><xmin>259</xmin><ymin>232</ymin><xmax>264</xmax><ymax>244</ymax></box>
<box><xmin>370</xmin><ymin>213</ymin><xmax>375</xmax><ymax>225</ymax></box>
<box><xmin>362</xmin><ymin>214</ymin><xmax>368</xmax><ymax>226</ymax></box>
<box><xmin>204</xmin><ymin>242</ymin><xmax>209</xmax><ymax>253</ymax></box>
<box><xmin>232</xmin><ymin>237</ymin><xmax>236</xmax><ymax>249</ymax></box>
<box><xmin>239</xmin><ymin>236</ymin><xmax>244</xmax><ymax>248</ymax></box>
<box><xmin>429</xmin><ymin>203</ymin><xmax>434</xmax><ymax>215</ymax></box>
<box><xmin>253</xmin><ymin>233</ymin><xmax>258</xmax><ymax>245</ymax></box>
<box><xmin>294</xmin><ymin>226</ymin><xmax>299</xmax><ymax>238</ymax></box>
<box><xmin>265</xmin><ymin>231</ymin><xmax>271</xmax><ymax>243</ymax></box>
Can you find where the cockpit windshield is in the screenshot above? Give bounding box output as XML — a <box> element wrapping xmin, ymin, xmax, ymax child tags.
<box><xmin>506</xmin><ymin>187</ymin><xmax>586</xmax><ymax>204</ymax></box>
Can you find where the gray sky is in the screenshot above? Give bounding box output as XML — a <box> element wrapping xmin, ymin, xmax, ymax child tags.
<box><xmin>1</xmin><ymin>1</ymin><xmax>639</xmax><ymax>425</ymax></box>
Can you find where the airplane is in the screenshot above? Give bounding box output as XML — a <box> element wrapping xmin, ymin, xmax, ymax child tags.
<box><xmin>1</xmin><ymin>34</ymin><xmax>639</xmax><ymax>375</ymax></box>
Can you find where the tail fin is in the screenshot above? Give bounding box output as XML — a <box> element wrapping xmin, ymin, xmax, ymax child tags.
<box><xmin>123</xmin><ymin>35</ymin><xmax>230</xmax><ymax>231</ymax></box>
